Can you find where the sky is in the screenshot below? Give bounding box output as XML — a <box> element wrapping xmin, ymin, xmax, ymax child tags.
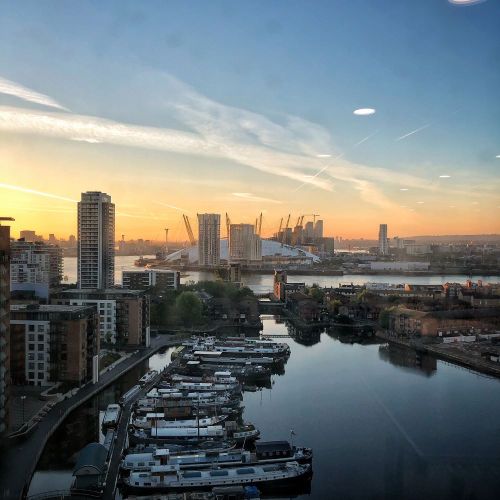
<box><xmin>0</xmin><ymin>0</ymin><xmax>499</xmax><ymax>242</ymax></box>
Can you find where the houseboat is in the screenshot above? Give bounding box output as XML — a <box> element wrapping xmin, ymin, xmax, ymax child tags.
<box><xmin>102</xmin><ymin>403</ymin><xmax>121</xmax><ymax>429</ymax></box>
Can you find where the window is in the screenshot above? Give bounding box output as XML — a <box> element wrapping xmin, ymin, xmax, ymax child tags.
<box><xmin>28</xmin><ymin>334</ymin><xmax>35</xmax><ymax>341</ymax></box>
<box><xmin>28</xmin><ymin>324</ymin><xmax>35</xmax><ymax>332</ymax></box>
<box><xmin>37</xmin><ymin>325</ymin><xmax>44</xmax><ymax>332</ymax></box>
<box><xmin>38</xmin><ymin>373</ymin><xmax>44</xmax><ymax>379</ymax></box>
<box><xmin>28</xmin><ymin>371</ymin><xmax>35</xmax><ymax>379</ymax></box>
<box><xmin>38</xmin><ymin>363</ymin><xmax>44</xmax><ymax>370</ymax></box>
<box><xmin>38</xmin><ymin>353</ymin><xmax>44</xmax><ymax>360</ymax></box>
<box><xmin>28</xmin><ymin>353</ymin><xmax>34</xmax><ymax>361</ymax></box>
<box><xmin>38</xmin><ymin>344</ymin><xmax>44</xmax><ymax>351</ymax></box>
<box><xmin>38</xmin><ymin>334</ymin><xmax>44</xmax><ymax>341</ymax></box>
<box><xmin>28</xmin><ymin>344</ymin><xmax>35</xmax><ymax>351</ymax></box>
<box><xmin>28</xmin><ymin>362</ymin><xmax>35</xmax><ymax>369</ymax></box>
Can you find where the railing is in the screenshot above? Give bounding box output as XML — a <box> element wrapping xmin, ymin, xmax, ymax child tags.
<box><xmin>27</xmin><ymin>488</ymin><xmax>103</xmax><ymax>499</ymax></box>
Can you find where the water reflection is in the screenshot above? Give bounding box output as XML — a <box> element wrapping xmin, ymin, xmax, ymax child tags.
<box><xmin>378</xmin><ymin>344</ymin><xmax>437</xmax><ymax>377</ymax></box>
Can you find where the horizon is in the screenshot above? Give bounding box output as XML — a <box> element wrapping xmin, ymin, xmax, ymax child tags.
<box><xmin>1</xmin><ymin>1</ymin><xmax>500</xmax><ymax>239</ymax></box>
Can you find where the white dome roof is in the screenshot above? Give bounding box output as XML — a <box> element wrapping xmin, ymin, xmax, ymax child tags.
<box><xmin>165</xmin><ymin>239</ymin><xmax>320</xmax><ymax>263</ymax></box>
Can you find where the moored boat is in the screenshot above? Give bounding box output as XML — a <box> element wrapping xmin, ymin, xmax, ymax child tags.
<box><xmin>102</xmin><ymin>403</ymin><xmax>121</xmax><ymax>429</ymax></box>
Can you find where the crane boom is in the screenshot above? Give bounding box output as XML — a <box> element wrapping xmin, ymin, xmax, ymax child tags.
<box><xmin>183</xmin><ymin>214</ymin><xmax>196</xmax><ymax>246</ymax></box>
<box><xmin>258</xmin><ymin>212</ymin><xmax>262</xmax><ymax>237</ymax></box>
<box><xmin>281</xmin><ymin>214</ymin><xmax>291</xmax><ymax>246</ymax></box>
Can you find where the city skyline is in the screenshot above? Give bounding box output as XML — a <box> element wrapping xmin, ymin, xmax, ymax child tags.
<box><xmin>1</xmin><ymin>1</ymin><xmax>500</xmax><ymax>240</ymax></box>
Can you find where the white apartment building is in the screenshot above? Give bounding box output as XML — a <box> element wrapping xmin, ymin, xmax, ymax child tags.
<box><xmin>122</xmin><ymin>269</ymin><xmax>180</xmax><ymax>290</ymax></box>
<box><xmin>229</xmin><ymin>224</ymin><xmax>262</xmax><ymax>262</ymax></box>
<box><xmin>378</xmin><ymin>224</ymin><xmax>389</xmax><ymax>255</ymax></box>
<box><xmin>10</xmin><ymin>241</ymin><xmax>63</xmax><ymax>299</ymax></box>
<box><xmin>198</xmin><ymin>213</ymin><xmax>220</xmax><ymax>267</ymax></box>
<box><xmin>78</xmin><ymin>192</ymin><xmax>115</xmax><ymax>289</ymax></box>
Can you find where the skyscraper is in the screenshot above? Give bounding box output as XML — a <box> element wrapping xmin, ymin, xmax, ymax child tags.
<box><xmin>229</xmin><ymin>224</ymin><xmax>262</xmax><ymax>263</ymax></box>
<box><xmin>0</xmin><ymin>218</ymin><xmax>12</xmax><ymax>436</ymax></box>
<box><xmin>77</xmin><ymin>192</ymin><xmax>115</xmax><ymax>289</ymax></box>
<box><xmin>197</xmin><ymin>214</ymin><xmax>220</xmax><ymax>267</ymax></box>
<box><xmin>379</xmin><ymin>224</ymin><xmax>389</xmax><ymax>255</ymax></box>
<box><xmin>314</xmin><ymin>220</ymin><xmax>324</xmax><ymax>240</ymax></box>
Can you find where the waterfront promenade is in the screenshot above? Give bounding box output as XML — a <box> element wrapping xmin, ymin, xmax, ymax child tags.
<box><xmin>0</xmin><ymin>334</ymin><xmax>184</xmax><ymax>500</ymax></box>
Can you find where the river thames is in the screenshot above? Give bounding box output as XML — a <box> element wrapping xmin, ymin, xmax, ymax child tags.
<box><xmin>29</xmin><ymin>316</ymin><xmax>500</xmax><ymax>499</ymax></box>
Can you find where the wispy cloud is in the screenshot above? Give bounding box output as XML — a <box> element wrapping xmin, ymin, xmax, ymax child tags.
<box><xmin>396</xmin><ymin>123</ymin><xmax>431</xmax><ymax>141</ymax></box>
<box><xmin>231</xmin><ymin>192</ymin><xmax>282</xmax><ymax>204</ymax></box>
<box><xmin>0</xmin><ymin>76</ymin><xmax>68</xmax><ymax>111</ymax></box>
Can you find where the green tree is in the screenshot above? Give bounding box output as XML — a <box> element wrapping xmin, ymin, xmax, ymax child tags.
<box><xmin>175</xmin><ymin>291</ymin><xmax>203</xmax><ymax>327</ymax></box>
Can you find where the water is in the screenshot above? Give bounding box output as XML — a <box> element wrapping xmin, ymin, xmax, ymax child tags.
<box><xmin>63</xmin><ymin>256</ymin><xmax>496</xmax><ymax>292</ymax></box>
<box><xmin>29</xmin><ymin>321</ymin><xmax>500</xmax><ymax>499</ymax></box>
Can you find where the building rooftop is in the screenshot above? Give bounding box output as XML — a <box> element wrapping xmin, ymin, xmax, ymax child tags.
<box><xmin>56</xmin><ymin>287</ymin><xmax>144</xmax><ymax>296</ymax></box>
<box><xmin>10</xmin><ymin>304</ymin><xmax>95</xmax><ymax>313</ymax></box>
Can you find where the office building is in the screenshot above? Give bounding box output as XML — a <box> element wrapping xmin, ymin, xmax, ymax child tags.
<box><xmin>304</xmin><ymin>222</ymin><xmax>314</xmax><ymax>241</ymax></box>
<box><xmin>0</xmin><ymin>221</ymin><xmax>12</xmax><ymax>436</ymax></box>
<box><xmin>10</xmin><ymin>304</ymin><xmax>99</xmax><ymax>386</ymax></box>
<box><xmin>378</xmin><ymin>224</ymin><xmax>389</xmax><ymax>255</ymax></box>
<box><xmin>52</xmin><ymin>288</ymin><xmax>150</xmax><ymax>346</ymax></box>
<box><xmin>19</xmin><ymin>230</ymin><xmax>41</xmax><ymax>242</ymax></box>
<box><xmin>122</xmin><ymin>269</ymin><xmax>180</xmax><ymax>290</ymax></box>
<box><xmin>78</xmin><ymin>191</ymin><xmax>115</xmax><ymax>289</ymax></box>
<box><xmin>10</xmin><ymin>240</ymin><xmax>63</xmax><ymax>300</ymax></box>
<box><xmin>229</xmin><ymin>224</ymin><xmax>262</xmax><ymax>263</ymax></box>
<box><xmin>314</xmin><ymin>220</ymin><xmax>324</xmax><ymax>240</ymax></box>
<box><xmin>198</xmin><ymin>213</ymin><xmax>220</xmax><ymax>267</ymax></box>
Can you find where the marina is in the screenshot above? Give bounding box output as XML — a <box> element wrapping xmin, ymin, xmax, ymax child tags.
<box><xmin>27</xmin><ymin>317</ymin><xmax>500</xmax><ymax>499</ymax></box>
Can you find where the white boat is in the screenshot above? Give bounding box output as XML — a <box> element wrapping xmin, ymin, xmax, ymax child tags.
<box><xmin>102</xmin><ymin>403</ymin><xmax>121</xmax><ymax>428</ymax></box>
<box><xmin>120</xmin><ymin>385</ymin><xmax>142</xmax><ymax>404</ymax></box>
<box><xmin>133</xmin><ymin>415</ymin><xmax>227</xmax><ymax>429</ymax></box>
<box><xmin>196</xmin><ymin>354</ymin><xmax>275</xmax><ymax>366</ymax></box>
<box><xmin>121</xmin><ymin>442</ymin><xmax>312</xmax><ymax>472</ymax></box>
<box><xmin>124</xmin><ymin>461</ymin><xmax>311</xmax><ymax>491</ymax></box>
<box><xmin>139</xmin><ymin>370</ymin><xmax>158</xmax><ymax>386</ymax></box>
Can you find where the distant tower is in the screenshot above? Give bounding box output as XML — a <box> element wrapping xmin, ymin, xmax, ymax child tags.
<box><xmin>78</xmin><ymin>192</ymin><xmax>115</xmax><ymax>289</ymax></box>
<box><xmin>378</xmin><ymin>224</ymin><xmax>389</xmax><ymax>255</ymax></box>
<box><xmin>197</xmin><ymin>214</ymin><xmax>221</xmax><ymax>267</ymax></box>
<box><xmin>229</xmin><ymin>224</ymin><xmax>262</xmax><ymax>263</ymax></box>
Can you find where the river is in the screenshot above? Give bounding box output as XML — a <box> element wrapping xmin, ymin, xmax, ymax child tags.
<box><xmin>28</xmin><ymin>317</ymin><xmax>500</xmax><ymax>499</ymax></box>
<box><xmin>63</xmin><ymin>256</ymin><xmax>496</xmax><ymax>293</ymax></box>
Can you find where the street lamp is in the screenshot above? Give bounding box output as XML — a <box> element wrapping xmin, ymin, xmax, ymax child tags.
<box><xmin>20</xmin><ymin>395</ymin><xmax>27</xmax><ymax>425</ymax></box>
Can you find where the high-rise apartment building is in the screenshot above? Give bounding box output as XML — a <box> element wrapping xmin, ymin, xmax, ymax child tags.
<box><xmin>314</xmin><ymin>220</ymin><xmax>324</xmax><ymax>240</ymax></box>
<box><xmin>198</xmin><ymin>213</ymin><xmax>220</xmax><ymax>267</ymax></box>
<box><xmin>229</xmin><ymin>224</ymin><xmax>262</xmax><ymax>263</ymax></box>
<box><xmin>19</xmin><ymin>230</ymin><xmax>41</xmax><ymax>242</ymax></box>
<box><xmin>0</xmin><ymin>221</ymin><xmax>12</xmax><ymax>436</ymax></box>
<box><xmin>304</xmin><ymin>221</ymin><xmax>314</xmax><ymax>241</ymax></box>
<box><xmin>379</xmin><ymin>224</ymin><xmax>389</xmax><ymax>255</ymax></box>
<box><xmin>78</xmin><ymin>192</ymin><xmax>115</xmax><ymax>289</ymax></box>
<box><xmin>10</xmin><ymin>240</ymin><xmax>63</xmax><ymax>299</ymax></box>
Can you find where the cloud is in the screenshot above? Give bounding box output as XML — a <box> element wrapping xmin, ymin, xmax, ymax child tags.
<box><xmin>231</xmin><ymin>192</ymin><xmax>282</xmax><ymax>204</ymax></box>
<box><xmin>0</xmin><ymin>76</ymin><xmax>68</xmax><ymax>111</ymax></box>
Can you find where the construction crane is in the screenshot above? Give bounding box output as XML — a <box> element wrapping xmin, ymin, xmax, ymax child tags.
<box><xmin>277</xmin><ymin>217</ymin><xmax>283</xmax><ymax>239</ymax></box>
<box><xmin>164</xmin><ymin>228</ymin><xmax>169</xmax><ymax>254</ymax></box>
<box><xmin>303</xmin><ymin>214</ymin><xmax>321</xmax><ymax>223</ymax></box>
<box><xmin>182</xmin><ymin>214</ymin><xmax>196</xmax><ymax>246</ymax></box>
<box><xmin>281</xmin><ymin>214</ymin><xmax>290</xmax><ymax>247</ymax></box>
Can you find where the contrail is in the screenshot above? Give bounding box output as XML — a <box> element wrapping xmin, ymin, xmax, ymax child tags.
<box><xmin>292</xmin><ymin>153</ymin><xmax>345</xmax><ymax>193</ymax></box>
<box><xmin>353</xmin><ymin>129</ymin><xmax>379</xmax><ymax>147</ymax></box>
<box><xmin>0</xmin><ymin>76</ymin><xmax>68</xmax><ymax>111</ymax></box>
<box><xmin>155</xmin><ymin>201</ymin><xmax>192</xmax><ymax>214</ymax></box>
<box><xmin>396</xmin><ymin>123</ymin><xmax>431</xmax><ymax>142</ymax></box>
<box><xmin>0</xmin><ymin>182</ymin><xmax>76</xmax><ymax>202</ymax></box>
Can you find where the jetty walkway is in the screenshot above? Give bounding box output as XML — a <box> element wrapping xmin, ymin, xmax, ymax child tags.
<box><xmin>0</xmin><ymin>334</ymin><xmax>185</xmax><ymax>500</ymax></box>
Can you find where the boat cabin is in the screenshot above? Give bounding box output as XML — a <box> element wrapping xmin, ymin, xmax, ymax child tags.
<box><xmin>255</xmin><ymin>441</ymin><xmax>293</xmax><ymax>460</ymax></box>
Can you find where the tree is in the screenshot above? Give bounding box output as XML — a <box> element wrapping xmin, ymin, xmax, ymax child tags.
<box><xmin>175</xmin><ymin>291</ymin><xmax>203</xmax><ymax>327</ymax></box>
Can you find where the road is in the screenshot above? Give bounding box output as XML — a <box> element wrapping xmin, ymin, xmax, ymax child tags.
<box><xmin>0</xmin><ymin>335</ymin><xmax>183</xmax><ymax>500</ymax></box>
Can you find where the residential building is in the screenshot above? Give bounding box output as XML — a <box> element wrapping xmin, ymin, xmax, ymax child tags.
<box><xmin>19</xmin><ymin>230</ymin><xmax>41</xmax><ymax>242</ymax></box>
<box><xmin>197</xmin><ymin>213</ymin><xmax>220</xmax><ymax>267</ymax></box>
<box><xmin>122</xmin><ymin>269</ymin><xmax>180</xmax><ymax>290</ymax></box>
<box><xmin>313</xmin><ymin>220</ymin><xmax>324</xmax><ymax>240</ymax></box>
<box><xmin>378</xmin><ymin>224</ymin><xmax>389</xmax><ymax>255</ymax></box>
<box><xmin>10</xmin><ymin>240</ymin><xmax>63</xmax><ymax>300</ymax></box>
<box><xmin>228</xmin><ymin>224</ymin><xmax>262</xmax><ymax>262</ymax></box>
<box><xmin>273</xmin><ymin>270</ymin><xmax>305</xmax><ymax>302</ymax></box>
<box><xmin>304</xmin><ymin>221</ymin><xmax>314</xmax><ymax>241</ymax></box>
<box><xmin>78</xmin><ymin>191</ymin><xmax>115</xmax><ymax>289</ymax></box>
<box><xmin>52</xmin><ymin>288</ymin><xmax>150</xmax><ymax>346</ymax></box>
<box><xmin>10</xmin><ymin>304</ymin><xmax>99</xmax><ymax>386</ymax></box>
<box><xmin>0</xmin><ymin>222</ymin><xmax>11</xmax><ymax>436</ymax></box>
<box><xmin>227</xmin><ymin>263</ymin><xmax>242</xmax><ymax>284</ymax></box>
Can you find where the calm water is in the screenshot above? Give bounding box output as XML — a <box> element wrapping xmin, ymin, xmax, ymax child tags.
<box><xmin>63</xmin><ymin>256</ymin><xmax>496</xmax><ymax>292</ymax></box>
<box><xmin>29</xmin><ymin>319</ymin><xmax>500</xmax><ymax>499</ymax></box>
